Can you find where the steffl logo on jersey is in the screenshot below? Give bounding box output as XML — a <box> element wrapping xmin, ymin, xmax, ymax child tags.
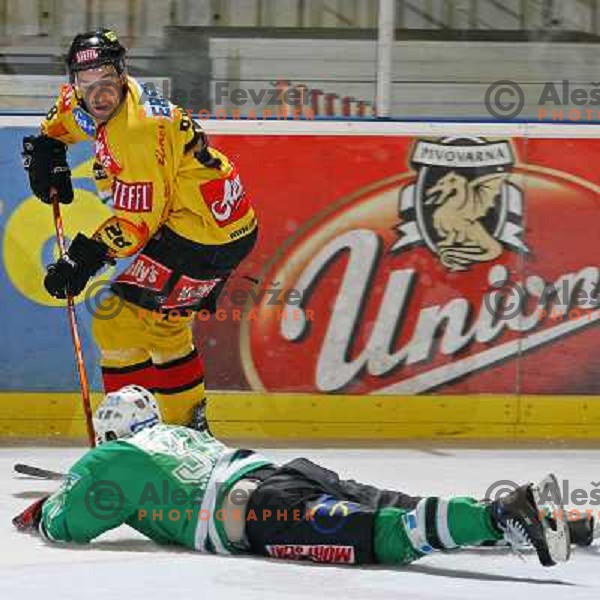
<box><xmin>112</xmin><ymin>179</ymin><xmax>153</xmax><ymax>212</ymax></box>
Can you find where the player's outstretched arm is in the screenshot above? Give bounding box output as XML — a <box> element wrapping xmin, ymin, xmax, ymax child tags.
<box><xmin>14</xmin><ymin>444</ymin><xmax>141</xmax><ymax>544</ymax></box>
<box><xmin>41</xmin><ymin>473</ymin><xmax>129</xmax><ymax>542</ymax></box>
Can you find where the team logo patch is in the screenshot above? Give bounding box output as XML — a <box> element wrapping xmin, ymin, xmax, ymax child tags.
<box><xmin>94</xmin><ymin>216</ymin><xmax>148</xmax><ymax>257</ymax></box>
<box><xmin>73</xmin><ymin>107</ymin><xmax>96</xmax><ymax>137</ymax></box>
<box><xmin>115</xmin><ymin>255</ymin><xmax>172</xmax><ymax>291</ymax></box>
<box><xmin>200</xmin><ymin>167</ymin><xmax>251</xmax><ymax>228</ymax></box>
<box><xmin>266</xmin><ymin>544</ymin><xmax>355</xmax><ymax>564</ymax></box>
<box><xmin>140</xmin><ymin>82</ymin><xmax>173</xmax><ymax>119</ymax></box>
<box><xmin>309</xmin><ymin>496</ymin><xmax>358</xmax><ymax>534</ymax></box>
<box><xmin>163</xmin><ymin>276</ymin><xmax>222</xmax><ymax>309</ymax></box>
<box><xmin>75</xmin><ymin>48</ymin><xmax>99</xmax><ymax>63</ymax></box>
<box><xmin>112</xmin><ymin>179</ymin><xmax>153</xmax><ymax>212</ymax></box>
<box><xmin>393</xmin><ymin>137</ymin><xmax>527</xmax><ymax>271</ymax></box>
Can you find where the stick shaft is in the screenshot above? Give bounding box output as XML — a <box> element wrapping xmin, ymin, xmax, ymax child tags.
<box><xmin>14</xmin><ymin>463</ymin><xmax>66</xmax><ymax>480</ymax></box>
<box><xmin>52</xmin><ymin>199</ymin><xmax>96</xmax><ymax>447</ymax></box>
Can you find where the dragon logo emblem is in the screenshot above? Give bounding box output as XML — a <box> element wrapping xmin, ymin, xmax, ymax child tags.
<box><xmin>392</xmin><ymin>137</ymin><xmax>528</xmax><ymax>270</ymax></box>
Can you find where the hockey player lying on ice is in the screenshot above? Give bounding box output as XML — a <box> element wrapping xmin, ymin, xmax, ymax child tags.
<box><xmin>13</xmin><ymin>386</ymin><xmax>591</xmax><ymax>567</ymax></box>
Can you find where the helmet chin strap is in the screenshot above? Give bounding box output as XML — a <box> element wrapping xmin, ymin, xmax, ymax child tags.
<box><xmin>131</xmin><ymin>415</ymin><xmax>160</xmax><ymax>433</ymax></box>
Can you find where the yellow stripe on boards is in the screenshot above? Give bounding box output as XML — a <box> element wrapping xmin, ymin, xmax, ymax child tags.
<box><xmin>1</xmin><ymin>392</ymin><xmax>600</xmax><ymax>442</ymax></box>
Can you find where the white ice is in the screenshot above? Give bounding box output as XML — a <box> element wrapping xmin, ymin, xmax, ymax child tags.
<box><xmin>1</xmin><ymin>446</ymin><xmax>599</xmax><ymax>600</ymax></box>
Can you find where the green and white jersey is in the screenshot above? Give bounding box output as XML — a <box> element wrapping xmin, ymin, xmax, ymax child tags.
<box><xmin>41</xmin><ymin>424</ymin><xmax>273</xmax><ymax>553</ymax></box>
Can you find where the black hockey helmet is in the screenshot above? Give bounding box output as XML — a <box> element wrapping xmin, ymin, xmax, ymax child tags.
<box><xmin>66</xmin><ymin>28</ymin><xmax>127</xmax><ymax>83</ymax></box>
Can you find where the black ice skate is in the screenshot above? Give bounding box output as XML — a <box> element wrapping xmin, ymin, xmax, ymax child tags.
<box><xmin>568</xmin><ymin>514</ymin><xmax>596</xmax><ymax>547</ymax></box>
<box><xmin>489</xmin><ymin>474</ymin><xmax>570</xmax><ymax>567</ymax></box>
<box><xmin>188</xmin><ymin>398</ymin><xmax>211</xmax><ymax>433</ymax></box>
<box><xmin>479</xmin><ymin>513</ymin><xmax>595</xmax><ymax>548</ymax></box>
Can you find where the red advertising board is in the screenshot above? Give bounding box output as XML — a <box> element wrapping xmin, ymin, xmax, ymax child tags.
<box><xmin>199</xmin><ymin>134</ymin><xmax>600</xmax><ymax>396</ymax></box>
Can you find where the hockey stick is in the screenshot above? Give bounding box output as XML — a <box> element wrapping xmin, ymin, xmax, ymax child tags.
<box><xmin>12</xmin><ymin>200</ymin><xmax>96</xmax><ymax>482</ymax></box>
<box><xmin>14</xmin><ymin>463</ymin><xmax>66</xmax><ymax>480</ymax></box>
<box><xmin>51</xmin><ymin>195</ymin><xmax>96</xmax><ymax>448</ymax></box>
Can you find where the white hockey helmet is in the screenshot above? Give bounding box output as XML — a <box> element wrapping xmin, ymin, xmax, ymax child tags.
<box><xmin>93</xmin><ymin>385</ymin><xmax>162</xmax><ymax>445</ymax></box>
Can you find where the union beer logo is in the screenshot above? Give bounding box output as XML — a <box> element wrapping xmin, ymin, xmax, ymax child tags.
<box><xmin>240</xmin><ymin>135</ymin><xmax>600</xmax><ymax>395</ymax></box>
<box><xmin>392</xmin><ymin>138</ymin><xmax>527</xmax><ymax>270</ymax></box>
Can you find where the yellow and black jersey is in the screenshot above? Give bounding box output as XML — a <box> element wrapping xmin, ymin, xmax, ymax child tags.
<box><xmin>41</xmin><ymin>76</ymin><xmax>257</xmax><ymax>258</ymax></box>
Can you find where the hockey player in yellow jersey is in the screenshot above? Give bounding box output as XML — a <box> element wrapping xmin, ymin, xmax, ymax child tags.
<box><xmin>21</xmin><ymin>28</ymin><xmax>258</xmax><ymax>426</ymax></box>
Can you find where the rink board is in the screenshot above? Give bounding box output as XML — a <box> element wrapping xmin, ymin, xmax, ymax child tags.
<box><xmin>3</xmin><ymin>116</ymin><xmax>600</xmax><ymax>441</ymax></box>
<box><xmin>2</xmin><ymin>392</ymin><xmax>600</xmax><ymax>441</ymax></box>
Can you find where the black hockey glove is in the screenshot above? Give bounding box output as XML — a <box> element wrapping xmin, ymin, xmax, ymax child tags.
<box><xmin>44</xmin><ymin>233</ymin><xmax>109</xmax><ymax>299</ymax></box>
<box><xmin>22</xmin><ymin>134</ymin><xmax>74</xmax><ymax>204</ymax></box>
<box><xmin>13</xmin><ymin>496</ymin><xmax>49</xmax><ymax>532</ymax></box>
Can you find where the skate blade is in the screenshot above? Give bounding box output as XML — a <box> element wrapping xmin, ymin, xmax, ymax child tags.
<box><xmin>532</xmin><ymin>473</ymin><xmax>571</xmax><ymax>565</ymax></box>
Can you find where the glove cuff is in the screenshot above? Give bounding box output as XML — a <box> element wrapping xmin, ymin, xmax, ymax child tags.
<box><xmin>22</xmin><ymin>134</ymin><xmax>68</xmax><ymax>159</ymax></box>
<box><xmin>12</xmin><ymin>495</ymin><xmax>49</xmax><ymax>532</ymax></box>
<box><xmin>68</xmin><ymin>233</ymin><xmax>110</xmax><ymax>276</ymax></box>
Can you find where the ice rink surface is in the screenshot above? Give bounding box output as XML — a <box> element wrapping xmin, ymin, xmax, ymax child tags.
<box><xmin>1</xmin><ymin>445</ymin><xmax>599</xmax><ymax>600</ymax></box>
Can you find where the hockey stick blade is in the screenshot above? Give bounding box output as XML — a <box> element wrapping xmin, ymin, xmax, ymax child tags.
<box><xmin>532</xmin><ymin>473</ymin><xmax>571</xmax><ymax>565</ymax></box>
<box><xmin>14</xmin><ymin>463</ymin><xmax>66</xmax><ymax>480</ymax></box>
